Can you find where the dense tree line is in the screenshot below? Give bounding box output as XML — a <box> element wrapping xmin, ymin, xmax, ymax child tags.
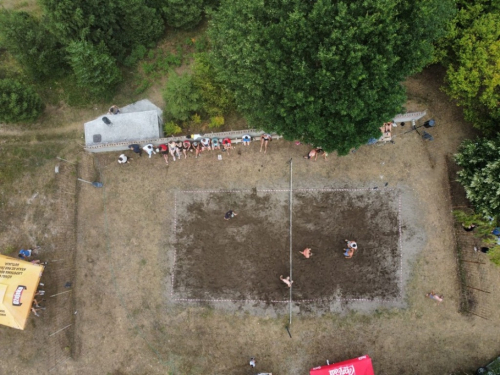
<box><xmin>208</xmin><ymin>0</ymin><xmax>455</xmax><ymax>154</ymax></box>
<box><xmin>0</xmin><ymin>0</ymin><xmax>209</xmax><ymax>123</ymax></box>
<box><xmin>436</xmin><ymin>0</ymin><xmax>500</xmax><ymax>134</ymax></box>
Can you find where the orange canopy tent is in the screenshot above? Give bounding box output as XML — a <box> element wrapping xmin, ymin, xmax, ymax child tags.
<box><xmin>0</xmin><ymin>254</ymin><xmax>44</xmax><ymax>330</ymax></box>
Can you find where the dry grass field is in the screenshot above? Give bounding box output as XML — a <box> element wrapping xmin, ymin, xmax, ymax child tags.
<box><xmin>1</xmin><ymin>62</ymin><xmax>500</xmax><ymax>375</ymax></box>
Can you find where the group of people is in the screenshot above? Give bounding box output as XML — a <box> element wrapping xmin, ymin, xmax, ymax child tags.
<box><xmin>17</xmin><ymin>247</ymin><xmax>48</xmax><ymax>317</ymax></box>
<box><xmin>278</xmin><ymin>240</ymin><xmax>358</xmax><ymax>287</ymax></box>
<box><xmin>18</xmin><ymin>247</ymin><xmax>47</xmax><ymax>266</ymax></box>
<box><xmin>119</xmin><ymin>134</ymin><xmax>275</xmax><ymax>165</ymax></box>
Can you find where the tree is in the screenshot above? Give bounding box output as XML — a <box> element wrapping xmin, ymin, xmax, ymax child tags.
<box><xmin>40</xmin><ymin>0</ymin><xmax>164</xmax><ymax>62</ymax></box>
<box><xmin>208</xmin><ymin>0</ymin><xmax>455</xmax><ymax>154</ymax></box>
<box><xmin>119</xmin><ymin>0</ymin><xmax>164</xmax><ymax>49</ymax></box>
<box><xmin>193</xmin><ymin>52</ymin><xmax>235</xmax><ymax>116</ymax></box>
<box><xmin>162</xmin><ymin>72</ymin><xmax>201</xmax><ymax>121</ymax></box>
<box><xmin>444</xmin><ymin>12</ymin><xmax>500</xmax><ymax>133</ymax></box>
<box><xmin>66</xmin><ymin>40</ymin><xmax>122</xmax><ymax>98</ymax></box>
<box><xmin>455</xmin><ymin>136</ymin><xmax>500</xmax><ymax>218</ymax></box>
<box><xmin>161</xmin><ymin>0</ymin><xmax>204</xmax><ymax>29</ymax></box>
<box><xmin>0</xmin><ymin>79</ymin><xmax>44</xmax><ymax>123</ymax></box>
<box><xmin>0</xmin><ymin>11</ymin><xmax>67</xmax><ymax>79</ymax></box>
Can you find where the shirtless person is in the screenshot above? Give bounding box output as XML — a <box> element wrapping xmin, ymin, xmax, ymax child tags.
<box><xmin>426</xmin><ymin>291</ymin><xmax>444</xmax><ymax>303</ymax></box>
<box><xmin>260</xmin><ymin>133</ymin><xmax>272</xmax><ymax>153</ymax></box>
<box><xmin>304</xmin><ymin>148</ymin><xmax>327</xmax><ymax>161</ymax></box>
<box><xmin>193</xmin><ymin>142</ymin><xmax>203</xmax><ymax>158</ymax></box>
<box><xmin>280</xmin><ymin>275</ymin><xmax>293</xmax><ymax>287</ymax></box>
<box><xmin>345</xmin><ymin>239</ymin><xmax>357</xmax><ymax>250</ymax></box>
<box><xmin>168</xmin><ymin>141</ymin><xmax>180</xmax><ymax>161</ymax></box>
<box><xmin>299</xmin><ymin>247</ymin><xmax>312</xmax><ymax>258</ymax></box>
<box><xmin>175</xmin><ymin>141</ymin><xmax>187</xmax><ymax>159</ymax></box>
<box><xmin>344</xmin><ymin>247</ymin><xmax>355</xmax><ymax>259</ymax></box>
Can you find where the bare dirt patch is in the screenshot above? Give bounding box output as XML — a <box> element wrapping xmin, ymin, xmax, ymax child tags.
<box><xmin>174</xmin><ymin>189</ymin><xmax>400</xmax><ymax>304</ymax></box>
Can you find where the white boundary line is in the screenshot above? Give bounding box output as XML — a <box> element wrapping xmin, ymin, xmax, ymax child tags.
<box><xmin>170</xmin><ymin>191</ymin><xmax>177</xmax><ymax>298</ymax></box>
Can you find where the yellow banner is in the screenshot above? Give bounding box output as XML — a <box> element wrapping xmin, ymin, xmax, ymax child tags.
<box><xmin>0</xmin><ymin>254</ymin><xmax>44</xmax><ymax>330</ymax></box>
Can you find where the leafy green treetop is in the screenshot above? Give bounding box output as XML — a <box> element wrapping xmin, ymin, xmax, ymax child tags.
<box><xmin>209</xmin><ymin>0</ymin><xmax>454</xmax><ymax>154</ymax></box>
<box><xmin>66</xmin><ymin>40</ymin><xmax>122</xmax><ymax>98</ymax></box>
<box><xmin>455</xmin><ymin>136</ymin><xmax>500</xmax><ymax>218</ymax></box>
<box><xmin>444</xmin><ymin>11</ymin><xmax>500</xmax><ymax>133</ymax></box>
<box><xmin>0</xmin><ymin>11</ymin><xmax>67</xmax><ymax>79</ymax></box>
<box><xmin>0</xmin><ymin>79</ymin><xmax>44</xmax><ymax>123</ymax></box>
<box><xmin>40</xmin><ymin>0</ymin><xmax>163</xmax><ymax>61</ymax></box>
<box><xmin>162</xmin><ymin>72</ymin><xmax>201</xmax><ymax>121</ymax></box>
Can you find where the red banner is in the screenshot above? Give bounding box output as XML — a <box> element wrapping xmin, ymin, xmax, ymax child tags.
<box><xmin>310</xmin><ymin>355</ymin><xmax>374</xmax><ymax>375</ymax></box>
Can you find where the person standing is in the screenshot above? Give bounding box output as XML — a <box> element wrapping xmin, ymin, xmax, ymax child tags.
<box><xmin>260</xmin><ymin>133</ymin><xmax>272</xmax><ymax>153</ymax></box>
<box><xmin>128</xmin><ymin>144</ymin><xmax>143</xmax><ymax>157</ymax></box>
<box><xmin>249</xmin><ymin>357</ymin><xmax>256</xmax><ymax>368</ymax></box>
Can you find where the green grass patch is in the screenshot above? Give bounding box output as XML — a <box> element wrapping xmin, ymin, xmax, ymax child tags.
<box><xmin>0</xmin><ymin>141</ymin><xmax>65</xmax><ymax>186</ymax></box>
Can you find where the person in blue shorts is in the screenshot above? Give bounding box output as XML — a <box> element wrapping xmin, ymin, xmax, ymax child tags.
<box><xmin>242</xmin><ymin>135</ymin><xmax>251</xmax><ymax>146</ymax></box>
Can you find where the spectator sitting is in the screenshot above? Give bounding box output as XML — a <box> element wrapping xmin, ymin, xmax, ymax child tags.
<box><xmin>200</xmin><ymin>137</ymin><xmax>211</xmax><ymax>151</ymax></box>
<box><xmin>462</xmin><ymin>223</ymin><xmax>476</xmax><ymax>232</ymax></box>
<box><xmin>193</xmin><ymin>142</ymin><xmax>203</xmax><ymax>158</ymax></box>
<box><xmin>108</xmin><ymin>105</ymin><xmax>120</xmax><ymax>115</ymax></box>
<box><xmin>212</xmin><ymin>138</ymin><xmax>221</xmax><ymax>150</ymax></box>
<box><xmin>143</xmin><ymin>144</ymin><xmax>156</xmax><ymax>158</ymax></box>
<box><xmin>175</xmin><ymin>141</ymin><xmax>188</xmax><ymax>159</ymax></box>
<box><xmin>168</xmin><ymin>141</ymin><xmax>180</xmax><ymax>161</ymax></box>
<box><xmin>426</xmin><ymin>291</ymin><xmax>443</xmax><ymax>303</ymax></box>
<box><xmin>18</xmin><ymin>249</ymin><xmax>32</xmax><ymax>260</ymax></box>
<box><xmin>183</xmin><ymin>140</ymin><xmax>192</xmax><ymax>154</ymax></box>
<box><xmin>128</xmin><ymin>144</ymin><xmax>143</xmax><ymax>157</ymax></box>
<box><xmin>304</xmin><ymin>148</ymin><xmax>327</xmax><ymax>161</ymax></box>
<box><xmin>242</xmin><ymin>135</ymin><xmax>252</xmax><ymax>146</ymax></box>
<box><xmin>118</xmin><ymin>154</ymin><xmax>130</xmax><ymax>164</ymax></box>
<box><xmin>222</xmin><ymin>138</ymin><xmax>232</xmax><ymax>154</ymax></box>
<box><xmin>156</xmin><ymin>144</ymin><xmax>169</xmax><ymax>165</ymax></box>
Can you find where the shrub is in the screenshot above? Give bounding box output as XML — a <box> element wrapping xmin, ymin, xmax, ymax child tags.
<box><xmin>163</xmin><ymin>121</ymin><xmax>182</xmax><ymax>135</ymax></box>
<box><xmin>209</xmin><ymin>116</ymin><xmax>224</xmax><ymax>128</ymax></box>
<box><xmin>0</xmin><ymin>79</ymin><xmax>44</xmax><ymax>123</ymax></box>
<box><xmin>0</xmin><ymin>10</ymin><xmax>67</xmax><ymax>79</ymax></box>
<box><xmin>124</xmin><ymin>45</ymin><xmax>148</xmax><ymax>67</ymax></box>
<box><xmin>66</xmin><ymin>40</ymin><xmax>122</xmax><ymax>98</ymax></box>
<box><xmin>455</xmin><ymin>136</ymin><xmax>500</xmax><ymax>218</ymax></box>
<box><xmin>162</xmin><ymin>72</ymin><xmax>201</xmax><ymax>121</ymax></box>
<box><xmin>162</xmin><ymin>0</ymin><xmax>204</xmax><ymax>30</ymax></box>
<box><xmin>192</xmin><ymin>52</ymin><xmax>235</xmax><ymax>116</ymax></box>
<box><xmin>191</xmin><ymin>113</ymin><xmax>201</xmax><ymax>124</ymax></box>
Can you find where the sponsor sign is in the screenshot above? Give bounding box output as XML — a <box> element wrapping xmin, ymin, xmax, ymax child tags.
<box><xmin>329</xmin><ymin>365</ymin><xmax>355</xmax><ymax>375</ymax></box>
<box><xmin>12</xmin><ymin>286</ymin><xmax>27</xmax><ymax>306</ymax></box>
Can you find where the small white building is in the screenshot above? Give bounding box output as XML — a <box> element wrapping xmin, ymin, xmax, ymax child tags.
<box><xmin>84</xmin><ymin>99</ymin><xmax>163</xmax><ymax>153</ymax></box>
